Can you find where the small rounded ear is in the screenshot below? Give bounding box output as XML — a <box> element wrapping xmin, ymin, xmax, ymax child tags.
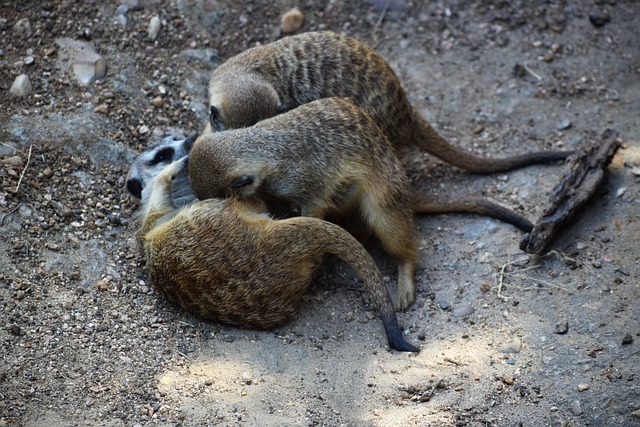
<box><xmin>210</xmin><ymin>106</ymin><xmax>223</xmax><ymax>131</ymax></box>
<box><xmin>230</xmin><ymin>175</ymin><xmax>255</xmax><ymax>189</ymax></box>
<box><xmin>277</xmin><ymin>103</ymin><xmax>291</xmax><ymax>114</ymax></box>
<box><xmin>183</xmin><ymin>134</ymin><xmax>197</xmax><ymax>152</ymax></box>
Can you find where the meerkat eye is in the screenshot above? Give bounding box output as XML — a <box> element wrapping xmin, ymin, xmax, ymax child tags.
<box><xmin>210</xmin><ymin>106</ymin><xmax>222</xmax><ymax>131</ymax></box>
<box><xmin>150</xmin><ymin>147</ymin><xmax>174</xmax><ymax>165</ymax></box>
<box><xmin>230</xmin><ymin>175</ymin><xmax>254</xmax><ymax>189</ymax></box>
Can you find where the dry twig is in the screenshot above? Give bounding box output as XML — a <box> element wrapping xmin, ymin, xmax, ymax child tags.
<box><xmin>14</xmin><ymin>144</ymin><xmax>33</xmax><ymax>193</ymax></box>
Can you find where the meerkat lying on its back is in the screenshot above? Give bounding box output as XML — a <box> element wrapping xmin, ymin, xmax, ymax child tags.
<box><xmin>126</xmin><ymin>136</ymin><xmax>534</xmax><ymax>233</ymax></box>
<box><xmin>204</xmin><ymin>31</ymin><xmax>572</xmax><ymax>173</ymax></box>
<box><xmin>190</xmin><ymin>97</ymin><xmax>420</xmax><ymax>310</ymax></box>
<box><xmin>137</xmin><ymin>156</ymin><xmax>418</xmax><ymax>352</ymax></box>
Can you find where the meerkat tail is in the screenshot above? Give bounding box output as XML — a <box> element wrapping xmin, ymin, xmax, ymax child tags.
<box><xmin>412</xmin><ymin>193</ymin><xmax>533</xmax><ymax>232</ymax></box>
<box><xmin>288</xmin><ymin>217</ymin><xmax>419</xmax><ymax>352</ymax></box>
<box><xmin>410</xmin><ymin>110</ymin><xmax>573</xmax><ymax>174</ymax></box>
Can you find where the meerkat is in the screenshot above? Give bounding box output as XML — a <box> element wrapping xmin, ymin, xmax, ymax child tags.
<box><xmin>126</xmin><ymin>135</ymin><xmax>534</xmax><ymax>230</ymax></box>
<box><xmin>138</xmin><ymin>156</ymin><xmax>418</xmax><ymax>352</ymax></box>
<box><xmin>189</xmin><ymin>97</ymin><xmax>422</xmax><ymax>309</ymax></box>
<box><xmin>204</xmin><ymin>30</ymin><xmax>571</xmax><ymax>173</ymax></box>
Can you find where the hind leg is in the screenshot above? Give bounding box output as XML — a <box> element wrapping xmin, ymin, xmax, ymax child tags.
<box><xmin>360</xmin><ymin>193</ymin><xmax>418</xmax><ymax>310</ymax></box>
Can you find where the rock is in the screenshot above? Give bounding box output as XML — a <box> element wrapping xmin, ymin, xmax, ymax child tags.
<box><xmin>148</xmin><ymin>16</ymin><xmax>161</xmax><ymax>41</ymax></box>
<box><xmin>55</xmin><ymin>38</ymin><xmax>107</xmax><ymax>85</ymax></box>
<box><xmin>10</xmin><ymin>74</ymin><xmax>32</xmax><ymax>97</ymax></box>
<box><xmin>96</xmin><ymin>279</ymin><xmax>109</xmax><ymax>292</ymax></box>
<box><xmin>13</xmin><ymin>18</ymin><xmax>32</xmax><ymax>38</ymax></box>
<box><xmin>94</xmin><ymin>103</ymin><xmax>109</xmax><ymax>114</ymax></box>
<box><xmin>452</xmin><ymin>304</ymin><xmax>474</xmax><ymax>317</ymax></box>
<box><xmin>557</xmin><ymin>119</ymin><xmax>572</xmax><ymax>131</ymax></box>
<box><xmin>554</xmin><ymin>320</ymin><xmax>569</xmax><ymax>335</ymax></box>
<box><xmin>577</xmin><ymin>383</ymin><xmax>590</xmax><ymax>392</ymax></box>
<box><xmin>2</xmin><ymin>155</ymin><xmax>24</xmax><ymax>168</ymax></box>
<box><xmin>281</xmin><ymin>8</ymin><xmax>304</xmax><ymax>33</ymax></box>
<box><xmin>550</xmin><ymin>414</ymin><xmax>569</xmax><ymax>427</ymax></box>
<box><xmin>150</xmin><ymin>97</ymin><xmax>164</xmax><ymax>107</ymax></box>
<box><xmin>501</xmin><ymin>374</ymin><xmax>515</xmax><ymax>385</ymax></box>
<box><xmin>631</xmin><ymin>409</ymin><xmax>640</xmax><ymax>419</ymax></box>
<box><xmin>120</xmin><ymin>0</ymin><xmax>144</xmax><ymax>11</ymax></box>
<box><xmin>589</xmin><ymin>14</ymin><xmax>611</xmax><ymax>28</ymax></box>
<box><xmin>498</xmin><ymin>337</ymin><xmax>522</xmax><ymax>354</ymax></box>
<box><xmin>622</xmin><ymin>334</ymin><xmax>633</xmax><ymax>345</ymax></box>
<box><xmin>570</xmin><ymin>399</ymin><xmax>583</xmax><ymax>416</ymax></box>
<box><xmin>437</xmin><ymin>300</ymin><xmax>449</xmax><ymax>310</ymax></box>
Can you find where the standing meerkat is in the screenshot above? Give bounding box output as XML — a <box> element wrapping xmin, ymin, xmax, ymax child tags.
<box><xmin>189</xmin><ymin>97</ymin><xmax>421</xmax><ymax>310</ymax></box>
<box><xmin>138</xmin><ymin>156</ymin><xmax>418</xmax><ymax>352</ymax></box>
<box><xmin>204</xmin><ymin>30</ymin><xmax>571</xmax><ymax>173</ymax></box>
<box><xmin>126</xmin><ymin>137</ymin><xmax>534</xmax><ymax>231</ymax></box>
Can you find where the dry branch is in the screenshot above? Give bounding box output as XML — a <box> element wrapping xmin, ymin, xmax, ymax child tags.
<box><xmin>520</xmin><ymin>129</ymin><xmax>621</xmax><ymax>254</ymax></box>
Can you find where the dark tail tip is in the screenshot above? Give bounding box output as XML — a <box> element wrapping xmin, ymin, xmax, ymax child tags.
<box><xmin>382</xmin><ymin>314</ymin><xmax>420</xmax><ymax>353</ymax></box>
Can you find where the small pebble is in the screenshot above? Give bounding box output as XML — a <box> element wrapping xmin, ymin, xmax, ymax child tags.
<box><xmin>148</xmin><ymin>16</ymin><xmax>161</xmax><ymax>41</ymax></box>
<box><xmin>498</xmin><ymin>337</ymin><xmax>522</xmax><ymax>354</ymax></box>
<box><xmin>554</xmin><ymin>320</ymin><xmax>569</xmax><ymax>335</ymax></box>
<box><xmin>501</xmin><ymin>374</ymin><xmax>515</xmax><ymax>385</ymax></box>
<box><xmin>506</xmin><ymin>358</ymin><xmax>516</xmax><ymax>365</ymax></box>
<box><xmin>631</xmin><ymin>409</ymin><xmax>640</xmax><ymax>419</ymax></box>
<box><xmin>10</xmin><ymin>74</ymin><xmax>32</xmax><ymax>97</ymax></box>
<box><xmin>479</xmin><ymin>283</ymin><xmax>491</xmax><ymax>293</ymax></box>
<box><xmin>622</xmin><ymin>334</ymin><xmax>633</xmax><ymax>345</ymax></box>
<box><xmin>550</xmin><ymin>415</ymin><xmax>569</xmax><ymax>427</ymax></box>
<box><xmin>557</xmin><ymin>119</ymin><xmax>572</xmax><ymax>131</ymax></box>
<box><xmin>438</xmin><ymin>300</ymin><xmax>449</xmax><ymax>310</ymax></box>
<box><xmin>150</xmin><ymin>97</ymin><xmax>164</xmax><ymax>107</ymax></box>
<box><xmin>577</xmin><ymin>383</ymin><xmax>590</xmax><ymax>392</ymax></box>
<box><xmin>570</xmin><ymin>399</ymin><xmax>583</xmax><ymax>416</ymax></box>
<box><xmin>452</xmin><ymin>304</ymin><xmax>474</xmax><ymax>317</ymax></box>
<box><xmin>96</xmin><ymin>279</ymin><xmax>109</xmax><ymax>292</ymax></box>
<box><xmin>94</xmin><ymin>103</ymin><xmax>109</xmax><ymax>114</ymax></box>
<box><xmin>13</xmin><ymin>18</ymin><xmax>32</xmax><ymax>38</ymax></box>
<box><xmin>281</xmin><ymin>8</ymin><xmax>304</xmax><ymax>33</ymax></box>
<box><xmin>589</xmin><ymin>14</ymin><xmax>611</xmax><ymax>28</ymax></box>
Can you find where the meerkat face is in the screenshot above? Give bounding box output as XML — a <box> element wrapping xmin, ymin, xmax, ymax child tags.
<box><xmin>126</xmin><ymin>134</ymin><xmax>196</xmax><ymax>198</ymax></box>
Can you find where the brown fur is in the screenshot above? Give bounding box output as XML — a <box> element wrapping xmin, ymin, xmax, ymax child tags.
<box><xmin>137</xmin><ymin>156</ymin><xmax>418</xmax><ymax>352</ymax></box>
<box><xmin>190</xmin><ymin>97</ymin><xmax>419</xmax><ymax>310</ymax></box>
<box><xmin>126</xmin><ymin>135</ymin><xmax>533</xmax><ymax>232</ymax></box>
<box><xmin>205</xmin><ymin>30</ymin><xmax>571</xmax><ymax>173</ymax></box>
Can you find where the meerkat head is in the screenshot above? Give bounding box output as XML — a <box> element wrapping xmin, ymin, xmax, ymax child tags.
<box><xmin>126</xmin><ymin>134</ymin><xmax>196</xmax><ymax>198</ymax></box>
<box><xmin>209</xmin><ymin>72</ymin><xmax>289</xmax><ymax>131</ymax></box>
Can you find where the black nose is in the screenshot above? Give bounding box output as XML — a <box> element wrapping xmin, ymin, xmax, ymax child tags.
<box><xmin>126</xmin><ymin>178</ymin><xmax>143</xmax><ymax>198</ymax></box>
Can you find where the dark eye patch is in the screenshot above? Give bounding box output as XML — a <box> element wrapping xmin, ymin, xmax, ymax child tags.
<box><xmin>150</xmin><ymin>147</ymin><xmax>174</xmax><ymax>165</ymax></box>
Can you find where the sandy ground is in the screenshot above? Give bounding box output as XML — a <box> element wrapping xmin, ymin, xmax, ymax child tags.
<box><xmin>1</xmin><ymin>1</ymin><xmax>639</xmax><ymax>426</ymax></box>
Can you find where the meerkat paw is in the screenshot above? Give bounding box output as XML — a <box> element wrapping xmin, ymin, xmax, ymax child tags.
<box><xmin>394</xmin><ymin>263</ymin><xmax>416</xmax><ymax>310</ymax></box>
<box><xmin>158</xmin><ymin>156</ymin><xmax>188</xmax><ymax>182</ymax></box>
<box><xmin>395</xmin><ymin>288</ymin><xmax>415</xmax><ymax>311</ymax></box>
<box><xmin>170</xmin><ymin>156</ymin><xmax>189</xmax><ymax>179</ymax></box>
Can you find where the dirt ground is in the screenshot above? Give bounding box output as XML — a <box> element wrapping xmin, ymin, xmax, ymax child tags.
<box><xmin>1</xmin><ymin>1</ymin><xmax>639</xmax><ymax>426</ymax></box>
